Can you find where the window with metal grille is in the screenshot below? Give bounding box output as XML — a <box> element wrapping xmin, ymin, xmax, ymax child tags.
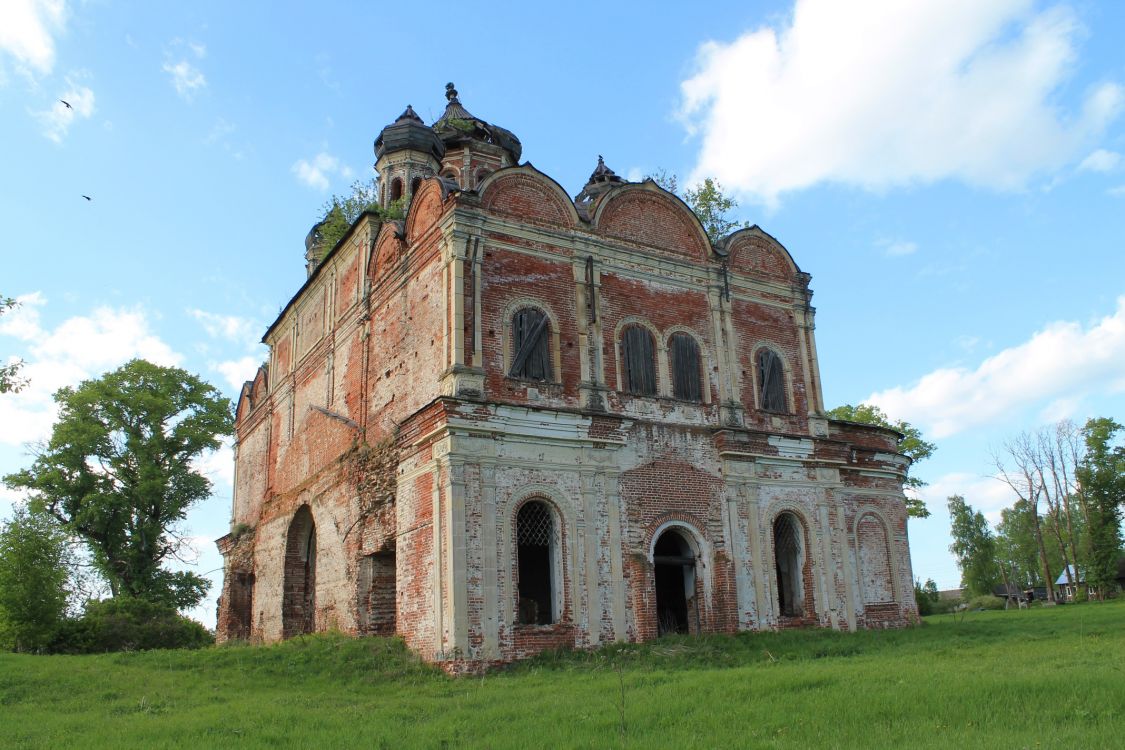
<box><xmin>516</xmin><ymin>501</ymin><xmax>556</xmax><ymax>625</ymax></box>
<box><xmin>510</xmin><ymin>308</ymin><xmax>552</xmax><ymax>381</ymax></box>
<box><xmin>757</xmin><ymin>348</ymin><xmax>787</xmax><ymax>412</ymax></box>
<box><xmin>621</xmin><ymin>325</ymin><xmax>657</xmax><ymax>396</ymax></box>
<box><xmin>670</xmin><ymin>333</ymin><xmax>702</xmax><ymax>402</ymax></box>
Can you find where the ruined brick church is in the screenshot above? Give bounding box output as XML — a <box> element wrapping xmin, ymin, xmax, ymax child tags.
<box><xmin>216</xmin><ymin>83</ymin><xmax>918</xmax><ymax>669</ymax></box>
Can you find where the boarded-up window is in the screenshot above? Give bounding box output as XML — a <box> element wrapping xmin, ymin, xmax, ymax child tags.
<box><xmin>510</xmin><ymin>308</ymin><xmax>552</xmax><ymax>381</ymax></box>
<box><xmin>670</xmin><ymin>333</ymin><xmax>702</xmax><ymax>402</ymax></box>
<box><xmin>621</xmin><ymin>325</ymin><xmax>657</xmax><ymax>396</ymax></box>
<box><xmin>758</xmin><ymin>349</ymin><xmax>786</xmax><ymax>412</ymax></box>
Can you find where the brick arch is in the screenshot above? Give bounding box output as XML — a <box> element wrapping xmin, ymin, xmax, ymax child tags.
<box><xmin>479</xmin><ymin>166</ymin><xmax>579</xmax><ymax>228</ymax></box>
<box><xmin>500</xmin><ymin>297</ymin><xmax>562</xmax><ymax>383</ymax></box>
<box><xmin>370</xmin><ymin>221</ymin><xmax>405</xmax><ymax>283</ymax></box>
<box><xmin>723</xmin><ymin>226</ymin><xmax>800</xmax><ymax>282</ymax></box>
<box><xmin>594</xmin><ymin>183</ymin><xmax>711</xmax><ymax>262</ymax></box>
<box><xmin>404</xmin><ymin>177</ymin><xmax>447</xmax><ymax>243</ymax></box>
<box><xmin>855</xmin><ymin>510</ymin><xmax>896</xmax><ymax>604</ymax></box>
<box><xmin>503</xmin><ymin>486</ymin><xmax>577</xmax><ymax>630</ymax></box>
<box><xmin>282</xmin><ymin>504</ymin><xmax>317</xmax><ymax>638</ymax></box>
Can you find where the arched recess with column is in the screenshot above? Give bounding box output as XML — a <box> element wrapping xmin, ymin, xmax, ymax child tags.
<box><xmin>282</xmin><ymin>505</ymin><xmax>318</xmax><ymax>638</ymax></box>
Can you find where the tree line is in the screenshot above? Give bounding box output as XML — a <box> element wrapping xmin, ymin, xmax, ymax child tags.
<box><xmin>948</xmin><ymin>418</ymin><xmax>1125</xmax><ymax>603</ymax></box>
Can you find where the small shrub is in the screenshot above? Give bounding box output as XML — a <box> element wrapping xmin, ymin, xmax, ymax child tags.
<box><xmin>964</xmin><ymin>595</ymin><xmax>1005</xmax><ymax>611</ymax></box>
<box><xmin>49</xmin><ymin>598</ymin><xmax>213</xmax><ymax>653</ymax></box>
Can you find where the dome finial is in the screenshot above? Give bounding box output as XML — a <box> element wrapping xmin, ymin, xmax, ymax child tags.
<box><xmin>445</xmin><ymin>82</ymin><xmax>459</xmax><ymax>104</ymax></box>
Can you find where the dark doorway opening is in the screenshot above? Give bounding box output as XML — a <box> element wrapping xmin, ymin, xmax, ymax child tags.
<box><xmin>283</xmin><ymin>505</ymin><xmax>317</xmax><ymax>638</ymax></box>
<box><xmin>653</xmin><ymin>529</ymin><xmax>697</xmax><ymax>636</ymax></box>
<box><xmin>773</xmin><ymin>512</ymin><xmax>805</xmax><ymax>618</ymax></box>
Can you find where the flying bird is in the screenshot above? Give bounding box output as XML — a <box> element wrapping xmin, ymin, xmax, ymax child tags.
<box><xmin>82</xmin><ymin>195</ymin><xmax>91</xmax><ymax>201</ymax></box>
<box><xmin>60</xmin><ymin>99</ymin><xmax>72</xmax><ymax>109</ymax></box>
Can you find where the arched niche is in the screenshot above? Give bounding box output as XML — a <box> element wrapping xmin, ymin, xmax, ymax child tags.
<box><xmin>404</xmin><ymin>177</ymin><xmax>447</xmax><ymax>243</ymax></box>
<box><xmin>856</xmin><ymin>512</ymin><xmax>895</xmax><ymax>604</ymax></box>
<box><xmin>721</xmin><ymin>226</ymin><xmax>800</xmax><ymax>282</ymax></box>
<box><xmin>593</xmin><ymin>182</ymin><xmax>711</xmax><ymax>262</ymax></box>
<box><xmin>370</xmin><ymin>220</ymin><xmax>406</xmax><ymax>283</ymax></box>
<box><xmin>479</xmin><ymin>165</ymin><xmax>579</xmax><ymax>229</ymax></box>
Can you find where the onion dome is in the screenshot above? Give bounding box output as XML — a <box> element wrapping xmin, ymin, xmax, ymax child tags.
<box><xmin>374</xmin><ymin>104</ymin><xmax>445</xmax><ymax>161</ymax></box>
<box><xmin>575</xmin><ymin>155</ymin><xmax>626</xmax><ymax>204</ymax></box>
<box><xmin>432</xmin><ymin>82</ymin><xmax>522</xmax><ymax>163</ymax></box>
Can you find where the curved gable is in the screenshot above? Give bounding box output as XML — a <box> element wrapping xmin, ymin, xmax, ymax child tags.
<box><xmin>404</xmin><ymin>178</ymin><xmax>447</xmax><ymax>243</ymax></box>
<box><xmin>479</xmin><ymin>165</ymin><xmax>578</xmax><ymax>228</ymax></box>
<box><xmin>236</xmin><ymin>381</ymin><xmax>253</xmax><ymax>423</ymax></box>
<box><xmin>594</xmin><ymin>183</ymin><xmax>710</xmax><ymax>262</ymax></box>
<box><xmin>371</xmin><ymin>221</ymin><xmax>406</xmax><ymax>282</ymax></box>
<box><xmin>723</xmin><ymin>226</ymin><xmax>799</xmax><ymax>282</ymax></box>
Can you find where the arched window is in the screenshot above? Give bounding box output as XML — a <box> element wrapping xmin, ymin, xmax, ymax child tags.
<box><xmin>670</xmin><ymin>332</ymin><xmax>703</xmax><ymax>402</ymax></box>
<box><xmin>516</xmin><ymin>501</ymin><xmax>556</xmax><ymax>625</ymax></box>
<box><xmin>389</xmin><ymin>177</ymin><xmax>404</xmax><ymax>203</ymax></box>
<box><xmin>509</xmin><ymin>307</ymin><xmax>552</xmax><ymax>381</ymax></box>
<box><xmin>757</xmin><ymin>348</ymin><xmax>787</xmax><ymax>412</ymax></box>
<box><xmin>773</xmin><ymin>512</ymin><xmax>805</xmax><ymax>618</ymax></box>
<box><xmin>441</xmin><ymin>169</ymin><xmax>459</xmax><ymax>187</ymax></box>
<box><xmin>282</xmin><ymin>505</ymin><xmax>317</xmax><ymax>638</ymax></box>
<box><xmin>410</xmin><ymin>176</ymin><xmax>422</xmax><ymax>196</ymax></box>
<box><xmin>621</xmin><ymin>325</ymin><xmax>657</xmax><ymax>396</ymax></box>
<box><xmin>474</xmin><ymin>169</ymin><xmax>491</xmax><ymax>188</ymax></box>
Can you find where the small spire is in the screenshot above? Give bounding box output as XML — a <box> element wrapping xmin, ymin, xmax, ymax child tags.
<box><xmin>395</xmin><ymin>104</ymin><xmax>423</xmax><ymax>123</ymax></box>
<box><xmin>445</xmin><ymin>82</ymin><xmax>459</xmax><ymax>104</ymax></box>
<box><xmin>588</xmin><ymin>155</ymin><xmax>621</xmax><ymax>183</ymax></box>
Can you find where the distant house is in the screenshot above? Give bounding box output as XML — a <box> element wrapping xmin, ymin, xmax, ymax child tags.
<box><xmin>1056</xmin><ymin>566</ymin><xmax>1085</xmax><ymax>601</ymax></box>
<box><xmin>991</xmin><ymin>583</ymin><xmax>1047</xmax><ymax>607</ymax></box>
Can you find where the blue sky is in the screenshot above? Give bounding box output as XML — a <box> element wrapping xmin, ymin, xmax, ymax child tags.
<box><xmin>2</xmin><ymin>0</ymin><xmax>1123</xmax><ymax>626</ymax></box>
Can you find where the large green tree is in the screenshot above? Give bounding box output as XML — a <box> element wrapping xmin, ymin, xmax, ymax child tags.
<box><xmin>827</xmin><ymin>403</ymin><xmax>937</xmax><ymax>518</ymax></box>
<box><xmin>0</xmin><ymin>506</ymin><xmax>71</xmax><ymax>652</ymax></box>
<box><xmin>1</xmin><ymin>295</ymin><xmax>27</xmax><ymax>394</ymax></box>
<box><xmin>1076</xmin><ymin>417</ymin><xmax>1124</xmax><ymax>598</ymax></box>
<box><xmin>4</xmin><ymin>359</ymin><xmax>233</xmax><ymax>610</ymax></box>
<box><xmin>947</xmin><ymin>494</ymin><xmax>1001</xmax><ymax>596</ymax></box>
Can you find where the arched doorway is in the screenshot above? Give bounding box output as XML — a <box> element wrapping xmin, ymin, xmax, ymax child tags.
<box><xmin>653</xmin><ymin>528</ymin><xmax>697</xmax><ymax>636</ymax></box>
<box><xmin>283</xmin><ymin>505</ymin><xmax>317</xmax><ymax>638</ymax></box>
<box><xmin>516</xmin><ymin>500</ymin><xmax>557</xmax><ymax>625</ymax></box>
<box><xmin>773</xmin><ymin>512</ymin><xmax>806</xmax><ymax>618</ymax></box>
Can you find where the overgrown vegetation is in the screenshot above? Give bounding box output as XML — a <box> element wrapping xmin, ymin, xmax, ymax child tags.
<box><xmin>311</xmin><ymin>178</ymin><xmax>405</xmax><ymax>259</ymax></box>
<box><xmin>0</xmin><ymin>602</ymin><xmax>1122</xmax><ymax>747</ymax></box>
<box><xmin>647</xmin><ymin>170</ymin><xmax>751</xmax><ymax>244</ymax></box>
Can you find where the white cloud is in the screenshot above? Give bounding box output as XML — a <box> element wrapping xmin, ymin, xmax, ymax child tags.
<box><xmin>679</xmin><ymin>0</ymin><xmax>1124</xmax><ymax>207</ymax></box>
<box><xmin>918</xmin><ymin>472</ymin><xmax>1016</xmax><ymax>525</ymax></box>
<box><xmin>0</xmin><ymin>296</ymin><xmax>182</xmax><ymax>447</ymax></box>
<box><xmin>163</xmin><ymin>59</ymin><xmax>206</xmax><ymax>100</ymax></box>
<box><xmin>292</xmin><ymin>151</ymin><xmax>352</xmax><ymax>191</ymax></box>
<box><xmin>1109</xmin><ymin>185</ymin><xmax>1125</xmax><ymax>197</ymax></box>
<box><xmin>33</xmin><ymin>74</ymin><xmax>94</xmax><ymax>142</ymax></box>
<box><xmin>879</xmin><ymin>239</ymin><xmax>917</xmax><ymax>257</ymax></box>
<box><xmin>193</xmin><ymin>440</ymin><xmax>234</xmax><ymax>492</ymax></box>
<box><xmin>216</xmin><ymin>355</ymin><xmax>262</xmax><ymax>391</ymax></box>
<box><xmin>1079</xmin><ymin>149</ymin><xmax>1121</xmax><ymax>173</ymax></box>
<box><xmin>869</xmin><ymin>297</ymin><xmax>1125</xmax><ymax>439</ymax></box>
<box><xmin>0</xmin><ymin>0</ymin><xmax>67</xmax><ymax>77</ymax></box>
<box><xmin>189</xmin><ymin>308</ymin><xmax>257</xmax><ymax>343</ymax></box>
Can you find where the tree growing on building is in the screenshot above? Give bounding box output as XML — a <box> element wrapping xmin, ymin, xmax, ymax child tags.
<box><xmin>4</xmin><ymin>359</ymin><xmax>233</xmax><ymax>610</ymax></box>
<box><xmin>827</xmin><ymin>404</ymin><xmax>937</xmax><ymax>518</ymax></box>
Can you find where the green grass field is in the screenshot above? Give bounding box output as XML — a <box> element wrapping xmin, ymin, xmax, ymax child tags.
<box><xmin>1</xmin><ymin>600</ymin><xmax>1122</xmax><ymax>749</ymax></box>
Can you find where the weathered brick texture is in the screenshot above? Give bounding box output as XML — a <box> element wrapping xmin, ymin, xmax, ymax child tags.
<box><xmin>218</xmin><ymin>95</ymin><xmax>919</xmax><ymax>670</ymax></box>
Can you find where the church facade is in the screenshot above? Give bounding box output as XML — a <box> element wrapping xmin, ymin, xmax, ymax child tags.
<box><xmin>215</xmin><ymin>83</ymin><xmax>919</xmax><ymax>670</ymax></box>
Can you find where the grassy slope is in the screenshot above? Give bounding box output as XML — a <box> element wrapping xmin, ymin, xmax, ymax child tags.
<box><xmin>1</xmin><ymin>600</ymin><xmax>1122</xmax><ymax>749</ymax></box>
